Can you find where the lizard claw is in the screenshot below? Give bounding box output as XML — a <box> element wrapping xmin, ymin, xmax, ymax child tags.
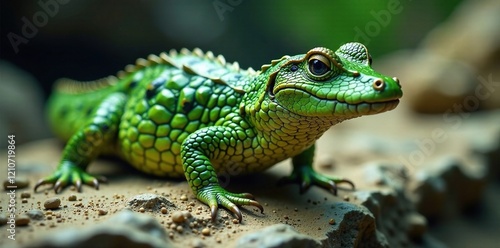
<box><xmin>227</xmin><ymin>204</ymin><xmax>243</xmax><ymax>223</ymax></box>
<box><xmin>75</xmin><ymin>179</ymin><xmax>82</xmax><ymax>192</ymax></box>
<box><xmin>198</xmin><ymin>185</ymin><xmax>264</xmax><ymax>222</ymax></box>
<box><xmin>34</xmin><ymin>162</ymin><xmax>106</xmax><ymax>194</ymax></box>
<box><xmin>34</xmin><ymin>176</ymin><xmax>58</xmax><ymax>193</ymax></box>
<box><xmin>54</xmin><ymin>180</ymin><xmax>69</xmax><ymax>193</ymax></box>
<box><xmin>210</xmin><ymin>205</ymin><xmax>219</xmax><ymax>222</ymax></box>
<box><xmin>91</xmin><ymin>178</ymin><xmax>99</xmax><ymax>190</ymax></box>
<box><xmin>279</xmin><ymin>166</ymin><xmax>355</xmax><ymax>196</ymax></box>
<box><xmin>300</xmin><ymin>180</ymin><xmax>311</xmax><ymax>194</ymax></box>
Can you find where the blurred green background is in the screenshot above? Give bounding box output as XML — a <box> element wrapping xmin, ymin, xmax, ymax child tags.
<box><xmin>1</xmin><ymin>0</ymin><xmax>463</xmax><ymax>97</ymax></box>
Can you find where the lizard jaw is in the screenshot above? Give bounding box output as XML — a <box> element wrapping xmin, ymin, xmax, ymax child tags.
<box><xmin>272</xmin><ymin>86</ymin><xmax>400</xmax><ymax>117</ymax></box>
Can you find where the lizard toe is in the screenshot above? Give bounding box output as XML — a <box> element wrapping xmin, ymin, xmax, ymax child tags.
<box><xmin>54</xmin><ymin>180</ymin><xmax>67</xmax><ymax>193</ymax></box>
<box><xmin>34</xmin><ymin>179</ymin><xmax>54</xmax><ymax>193</ymax></box>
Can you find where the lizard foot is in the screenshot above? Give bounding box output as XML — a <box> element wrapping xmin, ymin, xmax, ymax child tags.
<box><xmin>197</xmin><ymin>185</ymin><xmax>264</xmax><ymax>222</ymax></box>
<box><xmin>278</xmin><ymin>165</ymin><xmax>354</xmax><ymax>195</ymax></box>
<box><xmin>34</xmin><ymin>161</ymin><xmax>107</xmax><ymax>193</ymax></box>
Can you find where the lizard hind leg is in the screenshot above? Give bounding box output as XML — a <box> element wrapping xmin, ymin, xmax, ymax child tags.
<box><xmin>278</xmin><ymin>144</ymin><xmax>355</xmax><ymax>195</ymax></box>
<box><xmin>35</xmin><ymin>92</ymin><xmax>127</xmax><ymax>193</ymax></box>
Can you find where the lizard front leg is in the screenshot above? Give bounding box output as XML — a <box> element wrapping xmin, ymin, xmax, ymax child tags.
<box><xmin>279</xmin><ymin>144</ymin><xmax>355</xmax><ymax>195</ymax></box>
<box><xmin>181</xmin><ymin>126</ymin><xmax>263</xmax><ymax>222</ymax></box>
<box><xmin>35</xmin><ymin>93</ymin><xmax>126</xmax><ymax>193</ymax></box>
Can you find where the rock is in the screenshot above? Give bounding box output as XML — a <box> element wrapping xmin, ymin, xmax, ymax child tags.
<box><xmin>171</xmin><ymin>211</ymin><xmax>185</xmax><ymax>224</ymax></box>
<box><xmin>97</xmin><ymin>209</ymin><xmax>108</xmax><ymax>216</ymax></box>
<box><xmin>68</xmin><ymin>194</ymin><xmax>77</xmax><ymax>201</ymax></box>
<box><xmin>15</xmin><ymin>214</ymin><xmax>30</xmax><ymax>226</ymax></box>
<box><xmin>411</xmin><ymin>156</ymin><xmax>487</xmax><ymax>218</ymax></box>
<box><xmin>26</xmin><ymin>209</ymin><xmax>45</xmax><ymax>220</ymax></box>
<box><xmin>355</xmin><ymin>190</ymin><xmax>431</xmax><ymax>246</ymax></box>
<box><xmin>3</xmin><ymin>177</ymin><xmax>29</xmax><ymax>190</ymax></box>
<box><xmin>0</xmin><ymin>61</ymin><xmax>49</xmax><ymax>149</ymax></box>
<box><xmin>189</xmin><ymin>239</ymin><xmax>206</xmax><ymax>248</ymax></box>
<box><xmin>376</xmin><ymin>0</ymin><xmax>500</xmax><ymax>114</ymax></box>
<box><xmin>26</xmin><ymin>209</ymin><xmax>171</xmax><ymax>248</ymax></box>
<box><xmin>127</xmin><ymin>193</ymin><xmax>175</xmax><ymax>211</ymax></box>
<box><xmin>44</xmin><ymin>197</ymin><xmax>61</xmax><ymax>210</ymax></box>
<box><xmin>398</xmin><ymin>52</ymin><xmax>478</xmax><ymax>114</ymax></box>
<box><xmin>0</xmin><ymin>215</ymin><xmax>8</xmax><ymax>226</ymax></box>
<box><xmin>468</xmin><ymin>114</ymin><xmax>500</xmax><ymax>179</ymax></box>
<box><xmin>320</xmin><ymin>202</ymin><xmax>388</xmax><ymax>248</ymax></box>
<box><xmin>406</xmin><ymin>214</ymin><xmax>427</xmax><ymax>240</ymax></box>
<box><xmin>357</xmin><ymin>161</ymin><xmax>452</xmax><ymax>247</ymax></box>
<box><xmin>21</xmin><ymin>192</ymin><xmax>31</xmax><ymax>198</ymax></box>
<box><xmin>201</xmin><ymin>227</ymin><xmax>211</xmax><ymax>236</ymax></box>
<box><xmin>363</xmin><ymin>162</ymin><xmax>407</xmax><ymax>188</ymax></box>
<box><xmin>236</xmin><ymin>224</ymin><xmax>320</xmax><ymax>248</ymax></box>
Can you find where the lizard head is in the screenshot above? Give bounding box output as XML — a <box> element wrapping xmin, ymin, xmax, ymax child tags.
<box><xmin>260</xmin><ymin>42</ymin><xmax>402</xmax><ymax>121</ymax></box>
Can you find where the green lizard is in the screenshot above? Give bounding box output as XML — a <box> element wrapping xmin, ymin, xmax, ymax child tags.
<box><xmin>35</xmin><ymin>43</ymin><xmax>402</xmax><ymax>222</ymax></box>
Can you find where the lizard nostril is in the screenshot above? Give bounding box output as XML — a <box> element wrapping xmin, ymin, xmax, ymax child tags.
<box><xmin>372</xmin><ymin>78</ymin><xmax>385</xmax><ymax>91</ymax></box>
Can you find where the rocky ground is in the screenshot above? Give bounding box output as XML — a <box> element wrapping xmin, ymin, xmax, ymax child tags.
<box><xmin>1</xmin><ymin>103</ymin><xmax>499</xmax><ymax>247</ymax></box>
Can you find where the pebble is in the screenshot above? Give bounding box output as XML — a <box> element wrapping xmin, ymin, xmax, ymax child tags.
<box><xmin>3</xmin><ymin>178</ymin><xmax>29</xmax><ymax>190</ymax></box>
<box><xmin>98</xmin><ymin>209</ymin><xmax>108</xmax><ymax>216</ymax></box>
<box><xmin>201</xmin><ymin>227</ymin><xmax>211</xmax><ymax>236</ymax></box>
<box><xmin>176</xmin><ymin>225</ymin><xmax>183</xmax><ymax>233</ymax></box>
<box><xmin>68</xmin><ymin>194</ymin><xmax>77</xmax><ymax>201</ymax></box>
<box><xmin>44</xmin><ymin>197</ymin><xmax>61</xmax><ymax>209</ymax></box>
<box><xmin>0</xmin><ymin>215</ymin><xmax>7</xmax><ymax>226</ymax></box>
<box><xmin>15</xmin><ymin>215</ymin><xmax>30</xmax><ymax>226</ymax></box>
<box><xmin>21</xmin><ymin>192</ymin><xmax>31</xmax><ymax>198</ymax></box>
<box><xmin>161</xmin><ymin>207</ymin><xmax>168</xmax><ymax>214</ymax></box>
<box><xmin>190</xmin><ymin>239</ymin><xmax>206</xmax><ymax>248</ymax></box>
<box><xmin>180</xmin><ymin>194</ymin><xmax>188</xmax><ymax>201</ymax></box>
<box><xmin>171</xmin><ymin>211</ymin><xmax>185</xmax><ymax>223</ymax></box>
<box><xmin>329</xmin><ymin>218</ymin><xmax>336</xmax><ymax>225</ymax></box>
<box><xmin>26</xmin><ymin>209</ymin><xmax>45</xmax><ymax>220</ymax></box>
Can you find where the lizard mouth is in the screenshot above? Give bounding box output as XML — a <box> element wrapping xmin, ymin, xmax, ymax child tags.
<box><xmin>271</xmin><ymin>85</ymin><xmax>400</xmax><ymax>116</ymax></box>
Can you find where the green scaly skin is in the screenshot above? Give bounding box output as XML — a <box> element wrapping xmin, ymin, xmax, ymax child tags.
<box><xmin>35</xmin><ymin>43</ymin><xmax>402</xmax><ymax>222</ymax></box>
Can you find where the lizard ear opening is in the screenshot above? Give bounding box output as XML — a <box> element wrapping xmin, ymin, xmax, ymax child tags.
<box><xmin>266</xmin><ymin>71</ymin><xmax>278</xmax><ymax>100</ymax></box>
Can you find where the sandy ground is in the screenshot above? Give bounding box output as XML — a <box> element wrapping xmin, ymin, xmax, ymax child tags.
<box><xmin>1</xmin><ymin>103</ymin><xmax>499</xmax><ymax>247</ymax></box>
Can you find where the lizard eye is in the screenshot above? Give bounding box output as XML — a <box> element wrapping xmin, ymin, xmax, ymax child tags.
<box><xmin>307</xmin><ymin>54</ymin><xmax>331</xmax><ymax>78</ymax></box>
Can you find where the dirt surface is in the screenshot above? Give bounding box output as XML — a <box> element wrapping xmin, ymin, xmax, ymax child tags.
<box><xmin>1</xmin><ymin>101</ymin><xmax>499</xmax><ymax>247</ymax></box>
